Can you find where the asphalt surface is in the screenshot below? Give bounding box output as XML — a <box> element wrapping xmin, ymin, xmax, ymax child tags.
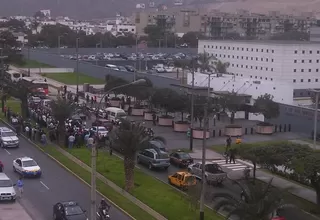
<box><xmin>0</xmin><ymin>122</ymin><xmax>131</xmax><ymax>220</ymax></box>
<box><xmin>132</xmin><ymin>157</ymin><xmax>318</xmax><ymax>220</ymax></box>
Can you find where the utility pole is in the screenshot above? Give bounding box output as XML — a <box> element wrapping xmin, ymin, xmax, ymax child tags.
<box><xmin>189</xmin><ymin>68</ymin><xmax>195</xmax><ymax>151</ymax></box>
<box><xmin>312</xmin><ymin>90</ymin><xmax>320</xmax><ymax>148</ymax></box>
<box><xmin>76</xmin><ymin>38</ymin><xmax>80</xmax><ymax>95</ymax></box>
<box><xmin>27</xmin><ymin>45</ymin><xmax>30</xmax><ymax>76</ymax></box>
<box><xmin>134</xmin><ymin>35</ymin><xmax>138</xmax><ymax>81</ymax></box>
<box><xmin>58</xmin><ymin>36</ymin><xmax>61</xmax><ymax>55</ymax></box>
<box><xmin>199</xmin><ymin>74</ymin><xmax>211</xmax><ymax>220</ymax></box>
<box><xmin>90</xmin><ymin>142</ymin><xmax>97</xmax><ymax>220</ymax></box>
<box><xmin>157</xmin><ymin>39</ymin><xmax>162</xmax><ymax>53</ymax></box>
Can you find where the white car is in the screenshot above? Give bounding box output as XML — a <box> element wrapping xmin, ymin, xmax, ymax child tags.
<box><xmin>91</xmin><ymin>126</ymin><xmax>108</xmax><ymax>137</ymax></box>
<box><xmin>0</xmin><ymin>127</ymin><xmax>19</xmax><ymax>148</ymax></box>
<box><xmin>0</xmin><ymin>173</ymin><xmax>16</xmax><ymax>201</ymax></box>
<box><xmin>13</xmin><ymin>157</ymin><xmax>42</xmax><ymax>177</ymax></box>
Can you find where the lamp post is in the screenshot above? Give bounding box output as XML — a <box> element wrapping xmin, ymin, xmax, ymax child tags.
<box><xmin>91</xmin><ymin>79</ymin><xmax>146</xmax><ymax>220</ymax></box>
<box><xmin>310</xmin><ymin>89</ymin><xmax>320</xmax><ymax>148</ymax></box>
<box><xmin>199</xmin><ymin>73</ymin><xmax>212</xmax><ymax>220</ymax></box>
<box><xmin>27</xmin><ymin>44</ymin><xmax>30</xmax><ymax>76</ymax></box>
<box><xmin>189</xmin><ymin>57</ymin><xmax>197</xmax><ymax>151</ymax></box>
<box><xmin>95</xmin><ymin>43</ymin><xmax>101</xmax><ymax>66</ymax></box>
<box><xmin>58</xmin><ymin>36</ymin><xmax>62</xmax><ymax>55</ymax></box>
<box><xmin>76</xmin><ymin>38</ymin><xmax>80</xmax><ymax>95</ymax></box>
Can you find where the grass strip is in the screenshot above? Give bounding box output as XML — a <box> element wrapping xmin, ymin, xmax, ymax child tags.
<box><xmin>42</xmin><ymin>146</ymin><xmax>155</xmax><ymax>220</ymax></box>
<box><xmin>44</xmin><ymin>72</ymin><xmax>103</xmax><ymax>85</ymax></box>
<box><xmin>69</xmin><ymin>148</ymin><xmax>224</xmax><ymax>220</ymax></box>
<box><xmin>15</xmin><ymin>59</ymin><xmax>53</xmax><ymax>68</ymax></box>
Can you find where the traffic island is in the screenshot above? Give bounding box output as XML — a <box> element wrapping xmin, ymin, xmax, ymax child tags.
<box><xmin>158</xmin><ymin>115</ymin><xmax>174</xmax><ymax>126</ymax></box>
<box><xmin>224</xmin><ymin>125</ymin><xmax>243</xmax><ymax>137</ymax></box>
<box><xmin>173</xmin><ymin>121</ymin><xmax>190</xmax><ymax>132</ymax></box>
<box><xmin>255</xmin><ymin>122</ymin><xmax>274</xmax><ymax>135</ymax></box>
<box><xmin>131</xmin><ymin>107</ymin><xmax>145</xmax><ymax>116</ymax></box>
<box><xmin>109</xmin><ymin>98</ymin><xmax>121</xmax><ymax>107</ymax></box>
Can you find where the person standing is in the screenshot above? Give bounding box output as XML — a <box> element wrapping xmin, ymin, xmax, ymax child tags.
<box><xmin>17</xmin><ymin>177</ymin><xmax>24</xmax><ymax>198</ymax></box>
<box><xmin>68</xmin><ymin>134</ymin><xmax>75</xmax><ymax>149</ymax></box>
<box><xmin>87</xmin><ymin>135</ymin><xmax>94</xmax><ymax>149</ymax></box>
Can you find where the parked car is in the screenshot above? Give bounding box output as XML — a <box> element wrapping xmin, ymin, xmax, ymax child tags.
<box><xmin>168</xmin><ymin>171</ymin><xmax>197</xmax><ymax>190</ymax></box>
<box><xmin>137</xmin><ymin>149</ymin><xmax>170</xmax><ymax>170</ymax></box>
<box><xmin>92</xmin><ymin>119</ymin><xmax>113</xmax><ymax>131</ymax></box>
<box><xmin>188</xmin><ymin>162</ymin><xmax>227</xmax><ymax>185</ymax></box>
<box><xmin>170</xmin><ymin>151</ymin><xmax>194</xmax><ymax>167</ymax></box>
<box><xmin>0</xmin><ymin>173</ymin><xmax>16</xmax><ymax>201</ymax></box>
<box><xmin>53</xmin><ymin>201</ymin><xmax>88</xmax><ymax>220</ymax></box>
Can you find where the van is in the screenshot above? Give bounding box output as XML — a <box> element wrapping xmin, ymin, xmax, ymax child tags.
<box><xmin>0</xmin><ymin>173</ymin><xmax>16</xmax><ymax>201</ymax></box>
<box><xmin>105</xmin><ymin>107</ymin><xmax>127</xmax><ymax>122</ymax></box>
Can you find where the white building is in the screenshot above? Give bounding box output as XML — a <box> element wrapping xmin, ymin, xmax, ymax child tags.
<box><xmin>198</xmin><ymin>40</ymin><xmax>320</xmax><ymax>90</ymax></box>
<box><xmin>116</xmin><ymin>24</ymin><xmax>136</xmax><ymax>34</ymax></box>
<box><xmin>40</xmin><ymin>10</ymin><xmax>51</xmax><ymax>17</ymax></box>
<box><xmin>188</xmin><ymin>72</ymin><xmax>294</xmax><ymax>105</ymax></box>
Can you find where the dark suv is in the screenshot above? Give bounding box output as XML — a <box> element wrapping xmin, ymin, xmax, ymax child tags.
<box><xmin>137</xmin><ymin>149</ymin><xmax>170</xmax><ymax>170</ymax></box>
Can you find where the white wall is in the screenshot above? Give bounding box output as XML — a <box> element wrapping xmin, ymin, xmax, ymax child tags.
<box><xmin>198</xmin><ymin>40</ymin><xmax>320</xmax><ymax>90</ymax></box>
<box><xmin>188</xmin><ymin>72</ymin><xmax>294</xmax><ymax>104</ymax></box>
<box><xmin>20</xmin><ymin>68</ymin><xmax>74</xmax><ymax>74</ymax></box>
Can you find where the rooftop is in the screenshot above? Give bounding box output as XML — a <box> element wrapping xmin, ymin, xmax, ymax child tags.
<box><xmin>199</xmin><ymin>39</ymin><xmax>320</xmax><ymax>45</ymax></box>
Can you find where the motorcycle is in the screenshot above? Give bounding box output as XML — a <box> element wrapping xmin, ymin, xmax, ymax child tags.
<box><xmin>96</xmin><ymin>208</ymin><xmax>110</xmax><ymax>220</ymax></box>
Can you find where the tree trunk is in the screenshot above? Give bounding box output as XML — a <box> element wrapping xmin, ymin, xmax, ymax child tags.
<box><xmin>58</xmin><ymin>123</ymin><xmax>66</xmax><ymax>147</ymax></box>
<box><xmin>181</xmin><ymin>112</ymin><xmax>184</xmax><ymax>122</ymax></box>
<box><xmin>253</xmin><ymin>162</ymin><xmax>256</xmax><ymax>184</ymax></box>
<box><xmin>230</xmin><ymin>112</ymin><xmax>235</xmax><ymax>124</ymax></box>
<box><xmin>123</xmin><ymin>155</ymin><xmax>135</xmax><ymax>192</ymax></box>
<box><xmin>1</xmin><ymin>98</ymin><xmax>4</xmax><ymax>112</ymax></box>
<box><xmin>21</xmin><ymin>98</ymin><xmax>28</xmax><ymax>119</ymax></box>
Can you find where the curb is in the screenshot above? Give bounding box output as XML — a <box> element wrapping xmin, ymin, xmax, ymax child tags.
<box><xmin>0</xmin><ymin>118</ymin><xmax>136</xmax><ymax>220</ymax></box>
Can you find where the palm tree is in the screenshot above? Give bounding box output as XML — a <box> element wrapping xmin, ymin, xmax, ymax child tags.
<box><xmin>173</xmin><ymin>59</ymin><xmax>192</xmax><ymax>84</ymax></box>
<box><xmin>211</xmin><ymin>179</ymin><xmax>294</xmax><ymax>220</ymax></box>
<box><xmin>109</xmin><ymin>119</ymin><xmax>166</xmax><ymax>191</ymax></box>
<box><xmin>50</xmin><ymin>98</ymin><xmax>77</xmax><ymax>146</ymax></box>
<box><xmin>197</xmin><ymin>52</ymin><xmax>216</xmax><ymax>72</ymax></box>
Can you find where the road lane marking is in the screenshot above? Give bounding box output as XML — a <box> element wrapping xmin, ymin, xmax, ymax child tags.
<box><xmin>4</xmin><ymin>149</ymin><xmax>11</xmax><ymax>155</ymax></box>
<box><xmin>40</xmin><ymin>181</ymin><xmax>49</xmax><ymax>190</ymax></box>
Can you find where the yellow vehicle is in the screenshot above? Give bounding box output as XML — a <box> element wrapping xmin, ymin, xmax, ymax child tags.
<box><xmin>168</xmin><ymin>171</ymin><xmax>197</xmax><ymax>190</ymax></box>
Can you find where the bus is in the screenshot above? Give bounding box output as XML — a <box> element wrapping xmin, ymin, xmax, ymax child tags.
<box><xmin>21</xmin><ymin>77</ymin><xmax>49</xmax><ymax>95</ymax></box>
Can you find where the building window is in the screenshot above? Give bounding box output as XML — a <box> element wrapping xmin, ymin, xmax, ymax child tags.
<box><xmin>255</xmin><ymin>76</ymin><xmax>257</xmax><ymax>79</ymax></box>
<box><xmin>309</xmin><ymin>69</ymin><xmax>312</xmax><ymax>72</ymax></box>
<box><xmin>260</xmin><ymin>67</ymin><xmax>263</xmax><ymax>70</ymax></box>
<box><xmin>251</xmin><ymin>48</ymin><xmax>253</xmax><ymax>51</ymax></box>
<box><xmin>256</xmin><ymin>49</ymin><xmax>258</xmax><ymax>52</ymax></box>
<box><xmin>242</xmin><ymin>48</ymin><xmax>244</xmax><ymax>51</ymax></box>
<box><xmin>246</xmin><ymin>57</ymin><xmax>248</xmax><ymax>60</ymax></box>
<box><xmin>256</xmin><ymin>57</ymin><xmax>258</xmax><ymax>61</ymax></box>
<box><xmin>301</xmin><ymin>79</ymin><xmax>304</xmax><ymax>82</ymax></box>
<box><xmin>220</xmin><ymin>46</ymin><xmax>222</xmax><ymax>49</ymax></box>
<box><xmin>232</xmin><ymin>47</ymin><xmax>234</xmax><ymax>50</ymax></box>
<box><xmin>301</xmin><ymin>69</ymin><xmax>304</xmax><ymax>72</ymax></box>
<box><xmin>266</xmin><ymin>67</ymin><xmax>268</xmax><ymax>71</ymax></box>
<box><xmin>302</xmin><ymin>60</ymin><xmax>304</xmax><ymax>63</ymax></box>
<box><xmin>250</xmin><ymin>66</ymin><xmax>253</xmax><ymax>69</ymax></box>
<box><xmin>316</xmin><ymin>79</ymin><xmax>319</xmax><ymax>82</ymax></box>
<box><xmin>293</xmin><ymin>79</ymin><xmax>296</xmax><ymax>83</ymax></box>
<box><xmin>236</xmin><ymin>64</ymin><xmax>239</xmax><ymax>67</ymax></box>
<box><xmin>271</xmin><ymin>68</ymin><xmax>273</xmax><ymax>71</ymax></box>
<box><xmin>241</xmin><ymin>56</ymin><xmax>243</xmax><ymax>59</ymax></box>
<box><xmin>261</xmin><ymin>58</ymin><xmax>263</xmax><ymax>61</ymax></box>
<box><xmin>231</xmin><ymin>64</ymin><xmax>234</xmax><ymax>67</ymax></box>
<box><xmin>237</xmin><ymin>56</ymin><xmax>239</xmax><ymax>59</ymax></box>
<box><xmin>246</xmin><ymin>65</ymin><xmax>248</xmax><ymax>68</ymax></box>
<box><xmin>241</xmin><ymin>65</ymin><xmax>243</xmax><ymax>68</ymax></box>
<box><xmin>256</xmin><ymin>66</ymin><xmax>258</xmax><ymax>70</ymax></box>
<box><xmin>261</xmin><ymin>49</ymin><xmax>264</xmax><ymax>52</ymax></box>
<box><xmin>308</xmin><ymin>79</ymin><xmax>311</xmax><ymax>82</ymax></box>
<box><xmin>228</xmin><ymin>47</ymin><xmax>230</xmax><ymax>50</ymax></box>
<box><xmin>317</xmin><ymin>69</ymin><xmax>319</xmax><ymax>72</ymax></box>
<box><xmin>266</xmin><ymin>58</ymin><xmax>268</xmax><ymax>61</ymax></box>
<box><xmin>241</xmin><ymin>74</ymin><xmax>243</xmax><ymax>76</ymax></box>
<box><xmin>317</xmin><ymin>51</ymin><xmax>320</xmax><ymax>54</ymax></box>
<box><xmin>224</xmin><ymin>55</ymin><xmax>226</xmax><ymax>58</ymax></box>
<box><xmin>271</xmin><ymin>78</ymin><xmax>273</xmax><ymax>81</ymax></box>
<box><xmin>317</xmin><ymin>60</ymin><xmax>319</xmax><ymax>63</ymax></box>
<box><xmin>237</xmin><ymin>47</ymin><xmax>239</xmax><ymax>50</ymax></box>
<box><xmin>272</xmin><ymin>50</ymin><xmax>274</xmax><ymax>53</ymax></box>
<box><xmin>246</xmin><ymin>48</ymin><xmax>249</xmax><ymax>51</ymax></box>
<box><xmin>294</xmin><ymin>69</ymin><xmax>296</xmax><ymax>72</ymax></box>
<box><xmin>266</xmin><ymin>49</ymin><xmax>269</xmax><ymax>53</ymax></box>
<box><xmin>232</xmin><ymin>55</ymin><xmax>234</xmax><ymax>58</ymax></box>
<box><xmin>204</xmin><ymin>45</ymin><xmax>206</xmax><ymax>48</ymax></box>
<box><xmin>309</xmin><ymin>60</ymin><xmax>312</xmax><ymax>63</ymax></box>
<box><xmin>294</xmin><ymin>60</ymin><xmax>297</xmax><ymax>63</ymax></box>
<box><xmin>273</xmin><ymin>87</ymin><xmax>276</xmax><ymax>90</ymax></box>
<box><xmin>294</xmin><ymin>50</ymin><xmax>297</xmax><ymax>54</ymax></box>
<box><xmin>228</xmin><ymin>55</ymin><xmax>230</xmax><ymax>58</ymax></box>
<box><xmin>265</xmin><ymin>77</ymin><xmax>267</xmax><ymax>80</ymax></box>
<box><xmin>251</xmin><ymin>57</ymin><xmax>253</xmax><ymax>60</ymax></box>
<box><xmin>250</xmin><ymin>75</ymin><xmax>252</xmax><ymax>78</ymax></box>
<box><xmin>302</xmin><ymin>50</ymin><xmax>305</xmax><ymax>54</ymax></box>
<box><xmin>260</xmin><ymin>77</ymin><xmax>262</xmax><ymax>79</ymax></box>
<box><xmin>310</xmin><ymin>51</ymin><xmax>312</xmax><ymax>54</ymax></box>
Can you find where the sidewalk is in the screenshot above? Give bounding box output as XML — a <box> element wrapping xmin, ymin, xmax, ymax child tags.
<box><xmin>202</xmin><ymin>147</ymin><xmax>317</xmax><ymax>204</ymax></box>
<box><xmin>0</xmin><ymin>202</ymin><xmax>33</xmax><ymax>220</ymax></box>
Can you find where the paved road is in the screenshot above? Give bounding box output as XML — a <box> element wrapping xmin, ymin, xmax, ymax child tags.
<box><xmin>131</xmin><ymin>155</ymin><xmax>318</xmax><ymax>220</ymax></box>
<box><xmin>0</xmin><ymin>123</ymin><xmax>131</xmax><ymax>220</ymax></box>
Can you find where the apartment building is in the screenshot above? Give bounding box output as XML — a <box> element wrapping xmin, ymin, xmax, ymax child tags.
<box><xmin>134</xmin><ymin>8</ymin><xmax>205</xmax><ymax>35</ymax></box>
<box><xmin>198</xmin><ymin>39</ymin><xmax>320</xmax><ymax>90</ymax></box>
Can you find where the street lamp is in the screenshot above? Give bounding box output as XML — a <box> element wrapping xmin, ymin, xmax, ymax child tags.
<box><xmin>310</xmin><ymin>89</ymin><xmax>320</xmax><ymax>148</ymax></box>
<box><xmin>90</xmin><ymin>78</ymin><xmax>146</xmax><ymax>220</ymax></box>
<box><xmin>76</xmin><ymin>38</ymin><xmax>80</xmax><ymax>95</ymax></box>
<box><xmin>95</xmin><ymin>43</ymin><xmax>101</xmax><ymax>66</ymax></box>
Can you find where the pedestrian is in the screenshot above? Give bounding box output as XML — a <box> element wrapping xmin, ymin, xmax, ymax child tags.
<box><xmin>229</xmin><ymin>148</ymin><xmax>236</xmax><ymax>164</ymax></box>
<box><xmin>68</xmin><ymin>134</ymin><xmax>75</xmax><ymax>149</ymax></box>
<box><xmin>87</xmin><ymin>135</ymin><xmax>94</xmax><ymax>148</ymax></box>
<box><xmin>41</xmin><ymin>132</ymin><xmax>47</xmax><ymax>146</ymax></box>
<box><xmin>152</xmin><ymin>113</ymin><xmax>156</xmax><ymax>126</ymax></box>
<box><xmin>17</xmin><ymin>177</ymin><xmax>24</xmax><ymax>198</ymax></box>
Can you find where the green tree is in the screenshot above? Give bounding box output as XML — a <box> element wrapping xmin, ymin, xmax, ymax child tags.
<box><xmin>152</xmin><ymin>88</ymin><xmax>179</xmax><ymax>116</ymax></box>
<box><xmin>253</xmin><ymin>94</ymin><xmax>280</xmax><ymax>120</ymax></box>
<box><xmin>212</xmin><ymin>179</ymin><xmax>295</xmax><ymax>220</ymax></box>
<box><xmin>126</xmin><ymin>77</ymin><xmax>153</xmax><ymax>107</ymax></box>
<box><xmin>214</xmin><ymin>60</ymin><xmax>230</xmax><ymax>74</ymax></box>
<box><xmin>182</xmin><ymin>32</ymin><xmax>201</xmax><ymax>48</ymax></box>
<box><xmin>197</xmin><ymin>52</ymin><xmax>215</xmax><ymax>72</ymax></box>
<box><xmin>50</xmin><ymin>98</ymin><xmax>77</xmax><ymax>146</ymax></box>
<box><xmin>109</xmin><ymin>119</ymin><xmax>165</xmax><ymax>191</ymax></box>
<box><xmin>172</xmin><ymin>94</ymin><xmax>190</xmax><ymax>122</ymax></box>
<box><xmin>291</xmin><ymin>151</ymin><xmax>320</xmax><ymax>205</ymax></box>
<box><xmin>0</xmin><ymin>31</ymin><xmax>24</xmax><ymax>65</ymax></box>
<box><xmin>220</xmin><ymin>93</ymin><xmax>245</xmax><ymax>124</ymax></box>
<box><xmin>104</xmin><ymin>75</ymin><xmax>129</xmax><ymax>97</ymax></box>
<box><xmin>144</xmin><ymin>25</ymin><xmax>163</xmax><ymax>46</ymax></box>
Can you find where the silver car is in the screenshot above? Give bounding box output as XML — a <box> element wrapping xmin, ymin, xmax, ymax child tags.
<box><xmin>0</xmin><ymin>173</ymin><xmax>16</xmax><ymax>201</ymax></box>
<box><xmin>0</xmin><ymin>127</ymin><xmax>19</xmax><ymax>148</ymax></box>
<box><xmin>137</xmin><ymin>149</ymin><xmax>170</xmax><ymax>170</ymax></box>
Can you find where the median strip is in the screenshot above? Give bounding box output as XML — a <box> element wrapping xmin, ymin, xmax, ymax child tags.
<box><xmin>67</xmin><ymin>148</ymin><xmax>224</xmax><ymax>220</ymax></box>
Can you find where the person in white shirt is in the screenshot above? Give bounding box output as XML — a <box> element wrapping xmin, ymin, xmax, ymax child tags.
<box><xmin>68</xmin><ymin>134</ymin><xmax>75</xmax><ymax>149</ymax></box>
